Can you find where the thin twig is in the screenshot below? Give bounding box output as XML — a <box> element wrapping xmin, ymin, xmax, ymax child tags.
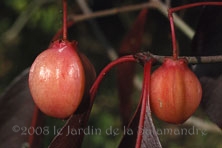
<box><xmin>152</xmin><ymin>0</ymin><xmax>194</xmax><ymax>39</ymax></box>
<box><xmin>165</xmin><ymin>0</ymin><xmax>171</xmax><ymax>8</ymax></box>
<box><xmin>71</xmin><ymin>2</ymin><xmax>157</xmax><ymax>22</ymax></box>
<box><xmin>185</xmin><ymin>116</ymin><xmax>222</xmax><ymax>134</ymax></box>
<box><xmin>136</xmin><ymin>52</ymin><xmax>222</xmax><ymax>64</ymax></box>
<box><xmin>76</xmin><ymin>0</ymin><xmax>118</xmax><ymax>60</ymax></box>
<box><xmin>185</xmin><ymin>55</ymin><xmax>222</xmax><ymax>64</ymax></box>
<box><xmin>70</xmin><ymin>0</ymin><xmax>195</xmax><ymax>39</ymax></box>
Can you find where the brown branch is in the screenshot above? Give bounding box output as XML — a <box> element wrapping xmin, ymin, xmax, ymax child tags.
<box><xmin>137</xmin><ymin>52</ymin><xmax>222</xmax><ymax>64</ymax></box>
<box><xmin>70</xmin><ymin>0</ymin><xmax>194</xmax><ymax>39</ymax></box>
<box><xmin>70</xmin><ymin>2</ymin><xmax>157</xmax><ymax>22</ymax></box>
<box><xmin>184</xmin><ymin>55</ymin><xmax>222</xmax><ymax>64</ymax></box>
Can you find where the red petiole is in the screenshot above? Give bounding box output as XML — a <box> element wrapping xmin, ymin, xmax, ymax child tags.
<box><xmin>63</xmin><ymin>0</ymin><xmax>68</xmax><ymax>40</ymax></box>
<box><xmin>90</xmin><ymin>55</ymin><xmax>137</xmax><ymax>103</ymax></box>
<box><xmin>135</xmin><ymin>60</ymin><xmax>152</xmax><ymax>148</ymax></box>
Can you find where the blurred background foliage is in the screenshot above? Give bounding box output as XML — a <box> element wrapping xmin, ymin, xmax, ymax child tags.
<box><xmin>0</xmin><ymin>0</ymin><xmax>221</xmax><ymax>147</ymax></box>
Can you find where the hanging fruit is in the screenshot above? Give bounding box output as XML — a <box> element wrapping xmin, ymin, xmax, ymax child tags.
<box><xmin>150</xmin><ymin>58</ymin><xmax>202</xmax><ymax>123</ymax></box>
<box><xmin>28</xmin><ymin>0</ymin><xmax>95</xmax><ymax>119</ymax></box>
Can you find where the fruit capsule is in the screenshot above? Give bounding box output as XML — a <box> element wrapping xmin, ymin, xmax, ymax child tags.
<box><xmin>150</xmin><ymin>58</ymin><xmax>202</xmax><ymax>124</ymax></box>
<box><xmin>29</xmin><ymin>40</ymin><xmax>85</xmax><ymax>118</ymax></box>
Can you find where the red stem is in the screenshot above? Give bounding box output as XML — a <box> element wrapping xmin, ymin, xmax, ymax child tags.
<box><xmin>63</xmin><ymin>0</ymin><xmax>68</xmax><ymax>40</ymax></box>
<box><xmin>168</xmin><ymin>11</ymin><xmax>177</xmax><ymax>60</ymax></box>
<box><xmin>168</xmin><ymin>1</ymin><xmax>222</xmax><ymax>60</ymax></box>
<box><xmin>90</xmin><ymin>55</ymin><xmax>137</xmax><ymax>103</ymax></box>
<box><xmin>135</xmin><ymin>60</ymin><xmax>152</xmax><ymax>148</ymax></box>
<box><xmin>52</xmin><ymin>21</ymin><xmax>74</xmax><ymax>41</ymax></box>
<box><xmin>28</xmin><ymin>106</ymin><xmax>40</xmax><ymax>147</ymax></box>
<box><xmin>170</xmin><ymin>2</ymin><xmax>222</xmax><ymax>12</ymax></box>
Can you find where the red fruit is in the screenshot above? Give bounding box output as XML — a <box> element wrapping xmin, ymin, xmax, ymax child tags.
<box><xmin>29</xmin><ymin>40</ymin><xmax>86</xmax><ymax>118</ymax></box>
<box><xmin>150</xmin><ymin>58</ymin><xmax>202</xmax><ymax>124</ymax></box>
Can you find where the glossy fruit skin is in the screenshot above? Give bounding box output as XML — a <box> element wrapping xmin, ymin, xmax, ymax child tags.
<box><xmin>29</xmin><ymin>40</ymin><xmax>85</xmax><ymax>118</ymax></box>
<box><xmin>150</xmin><ymin>58</ymin><xmax>202</xmax><ymax>124</ymax></box>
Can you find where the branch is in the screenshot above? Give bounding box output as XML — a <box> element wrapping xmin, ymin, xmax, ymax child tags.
<box><xmin>76</xmin><ymin>0</ymin><xmax>118</xmax><ymax>61</ymax></box>
<box><xmin>70</xmin><ymin>0</ymin><xmax>194</xmax><ymax>39</ymax></box>
<box><xmin>152</xmin><ymin>0</ymin><xmax>194</xmax><ymax>39</ymax></box>
<box><xmin>135</xmin><ymin>52</ymin><xmax>222</xmax><ymax>64</ymax></box>
<box><xmin>185</xmin><ymin>116</ymin><xmax>222</xmax><ymax>134</ymax></box>
<box><xmin>71</xmin><ymin>2</ymin><xmax>156</xmax><ymax>22</ymax></box>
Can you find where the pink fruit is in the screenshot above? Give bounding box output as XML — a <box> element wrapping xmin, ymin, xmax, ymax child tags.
<box><xmin>150</xmin><ymin>58</ymin><xmax>202</xmax><ymax>124</ymax></box>
<box><xmin>29</xmin><ymin>40</ymin><xmax>86</xmax><ymax>118</ymax></box>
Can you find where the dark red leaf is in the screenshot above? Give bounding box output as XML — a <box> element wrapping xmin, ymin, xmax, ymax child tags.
<box><xmin>118</xmin><ymin>97</ymin><xmax>142</xmax><ymax>148</ymax></box>
<box><xmin>119</xmin><ymin>60</ymin><xmax>162</xmax><ymax>148</ymax></box>
<box><xmin>192</xmin><ymin>5</ymin><xmax>222</xmax><ymax>128</ymax></box>
<box><xmin>117</xmin><ymin>9</ymin><xmax>148</xmax><ymax>126</ymax></box>
<box><xmin>48</xmin><ymin>94</ymin><xmax>91</xmax><ymax>148</ymax></box>
<box><xmin>0</xmin><ymin>68</ymin><xmax>45</xmax><ymax>148</ymax></box>
<box><xmin>138</xmin><ymin>61</ymin><xmax>161</xmax><ymax>148</ymax></box>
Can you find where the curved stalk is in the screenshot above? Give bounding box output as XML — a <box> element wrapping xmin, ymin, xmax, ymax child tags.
<box><xmin>90</xmin><ymin>55</ymin><xmax>137</xmax><ymax>102</ymax></box>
